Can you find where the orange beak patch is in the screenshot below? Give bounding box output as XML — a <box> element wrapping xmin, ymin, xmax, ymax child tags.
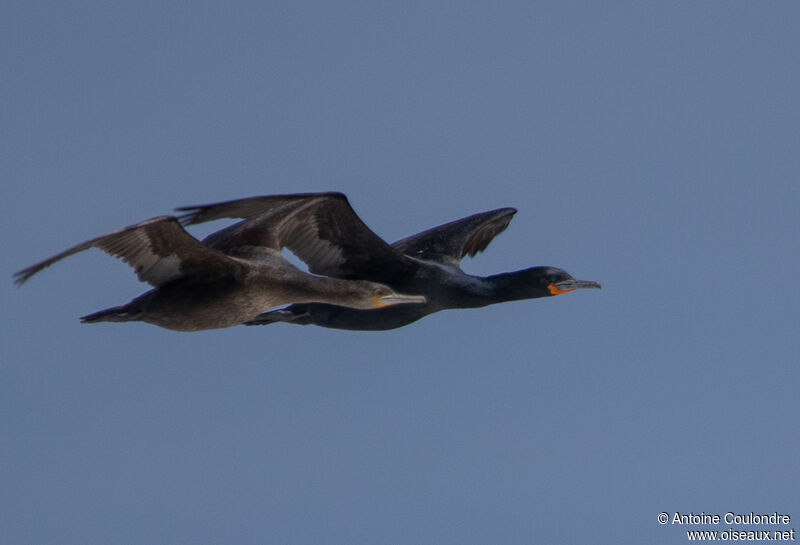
<box><xmin>548</xmin><ymin>282</ymin><xmax>575</xmax><ymax>296</ymax></box>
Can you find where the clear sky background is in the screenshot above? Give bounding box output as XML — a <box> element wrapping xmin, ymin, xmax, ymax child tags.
<box><xmin>2</xmin><ymin>2</ymin><xmax>798</xmax><ymax>544</ymax></box>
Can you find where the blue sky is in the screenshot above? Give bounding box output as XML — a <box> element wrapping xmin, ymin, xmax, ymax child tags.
<box><xmin>2</xmin><ymin>2</ymin><xmax>799</xmax><ymax>544</ymax></box>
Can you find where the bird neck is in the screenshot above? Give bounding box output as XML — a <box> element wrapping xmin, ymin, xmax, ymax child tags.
<box><xmin>484</xmin><ymin>268</ymin><xmax>548</xmax><ymax>303</ymax></box>
<box><xmin>288</xmin><ymin>275</ymin><xmax>379</xmax><ymax>310</ymax></box>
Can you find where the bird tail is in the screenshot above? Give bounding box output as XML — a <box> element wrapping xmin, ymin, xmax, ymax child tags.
<box><xmin>80</xmin><ymin>305</ymin><xmax>140</xmax><ymax>324</ymax></box>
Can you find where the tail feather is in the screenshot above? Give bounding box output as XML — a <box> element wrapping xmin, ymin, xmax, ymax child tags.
<box><xmin>80</xmin><ymin>305</ymin><xmax>140</xmax><ymax>324</ymax></box>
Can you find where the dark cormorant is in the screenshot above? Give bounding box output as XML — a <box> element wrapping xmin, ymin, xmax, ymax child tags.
<box><xmin>14</xmin><ymin>213</ymin><xmax>426</xmax><ymax>331</ymax></box>
<box><xmin>176</xmin><ymin>192</ymin><xmax>600</xmax><ymax>331</ymax></box>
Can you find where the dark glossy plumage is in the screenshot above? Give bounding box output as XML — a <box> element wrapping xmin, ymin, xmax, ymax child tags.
<box><xmin>178</xmin><ymin>192</ymin><xmax>600</xmax><ymax>331</ymax></box>
<box><xmin>14</xmin><ymin>211</ymin><xmax>425</xmax><ymax>331</ymax></box>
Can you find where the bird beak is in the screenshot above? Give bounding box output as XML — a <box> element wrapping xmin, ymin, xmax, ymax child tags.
<box><xmin>373</xmin><ymin>294</ymin><xmax>427</xmax><ymax>308</ymax></box>
<box><xmin>548</xmin><ymin>279</ymin><xmax>602</xmax><ymax>295</ymax></box>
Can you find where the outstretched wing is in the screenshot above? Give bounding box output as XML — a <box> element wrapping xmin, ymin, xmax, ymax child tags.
<box><xmin>14</xmin><ymin>216</ymin><xmax>240</xmax><ymax>287</ymax></box>
<box><xmin>391</xmin><ymin>208</ymin><xmax>516</xmax><ymax>265</ymax></box>
<box><xmin>177</xmin><ymin>193</ymin><xmax>416</xmax><ymax>284</ymax></box>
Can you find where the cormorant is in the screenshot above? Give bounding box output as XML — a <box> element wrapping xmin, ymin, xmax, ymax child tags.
<box><xmin>14</xmin><ymin>213</ymin><xmax>426</xmax><ymax>331</ymax></box>
<box><xmin>176</xmin><ymin>192</ymin><xmax>600</xmax><ymax>331</ymax></box>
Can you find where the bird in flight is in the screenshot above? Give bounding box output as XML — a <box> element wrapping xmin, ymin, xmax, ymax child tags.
<box><xmin>177</xmin><ymin>192</ymin><xmax>600</xmax><ymax>331</ymax></box>
<box><xmin>14</xmin><ymin>210</ymin><xmax>425</xmax><ymax>331</ymax></box>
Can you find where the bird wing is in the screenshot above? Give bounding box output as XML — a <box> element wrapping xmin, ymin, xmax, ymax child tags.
<box><xmin>390</xmin><ymin>208</ymin><xmax>517</xmax><ymax>265</ymax></box>
<box><xmin>177</xmin><ymin>193</ymin><xmax>416</xmax><ymax>283</ymax></box>
<box><xmin>14</xmin><ymin>216</ymin><xmax>241</xmax><ymax>287</ymax></box>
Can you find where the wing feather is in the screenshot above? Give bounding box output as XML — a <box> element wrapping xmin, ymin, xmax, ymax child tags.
<box><xmin>178</xmin><ymin>193</ymin><xmax>416</xmax><ymax>284</ymax></box>
<box><xmin>14</xmin><ymin>216</ymin><xmax>240</xmax><ymax>287</ymax></box>
<box><xmin>390</xmin><ymin>208</ymin><xmax>516</xmax><ymax>265</ymax></box>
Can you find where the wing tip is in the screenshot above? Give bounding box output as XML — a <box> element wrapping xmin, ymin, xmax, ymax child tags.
<box><xmin>13</xmin><ymin>259</ymin><xmax>55</xmax><ymax>286</ymax></box>
<box><xmin>12</xmin><ymin>268</ymin><xmax>33</xmax><ymax>286</ymax></box>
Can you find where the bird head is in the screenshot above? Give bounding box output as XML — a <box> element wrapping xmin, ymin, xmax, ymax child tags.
<box><xmin>532</xmin><ymin>267</ymin><xmax>602</xmax><ymax>296</ymax></box>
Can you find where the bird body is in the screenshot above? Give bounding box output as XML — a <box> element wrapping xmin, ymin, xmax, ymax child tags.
<box><xmin>244</xmin><ymin>261</ymin><xmax>491</xmax><ymax>331</ymax></box>
<box><xmin>81</xmin><ymin>261</ymin><xmax>395</xmax><ymax>331</ymax></box>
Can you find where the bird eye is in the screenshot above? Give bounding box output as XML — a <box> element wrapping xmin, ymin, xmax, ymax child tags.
<box><xmin>549</xmin><ymin>275</ymin><xmax>559</xmax><ymax>283</ymax></box>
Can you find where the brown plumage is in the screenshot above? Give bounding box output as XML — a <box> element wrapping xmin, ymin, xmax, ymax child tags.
<box><xmin>14</xmin><ymin>213</ymin><xmax>425</xmax><ymax>331</ymax></box>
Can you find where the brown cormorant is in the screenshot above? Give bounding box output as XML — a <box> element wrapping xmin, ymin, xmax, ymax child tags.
<box><xmin>176</xmin><ymin>192</ymin><xmax>600</xmax><ymax>331</ymax></box>
<box><xmin>14</xmin><ymin>213</ymin><xmax>426</xmax><ymax>331</ymax></box>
